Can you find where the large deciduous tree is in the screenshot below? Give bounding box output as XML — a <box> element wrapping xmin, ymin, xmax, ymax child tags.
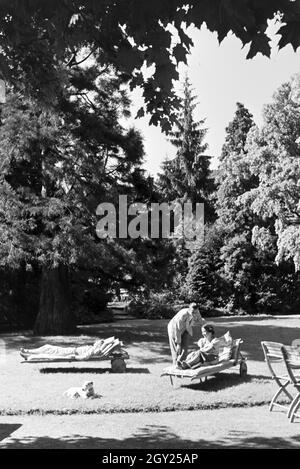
<box><xmin>1</xmin><ymin>1</ymin><xmax>300</xmax><ymax>130</ymax></box>
<box><xmin>240</xmin><ymin>75</ymin><xmax>300</xmax><ymax>272</ymax></box>
<box><xmin>216</xmin><ymin>94</ymin><xmax>300</xmax><ymax>311</ymax></box>
<box><xmin>185</xmin><ymin>94</ymin><xmax>300</xmax><ymax>314</ymax></box>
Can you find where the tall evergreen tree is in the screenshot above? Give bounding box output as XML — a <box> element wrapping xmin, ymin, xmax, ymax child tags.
<box><xmin>0</xmin><ymin>70</ymin><xmax>149</xmax><ymax>334</ymax></box>
<box><xmin>220</xmin><ymin>102</ymin><xmax>255</xmax><ymax>161</ymax></box>
<box><xmin>183</xmin><ymin>223</ymin><xmax>229</xmax><ymax>307</ymax></box>
<box><xmin>156</xmin><ymin>77</ymin><xmax>212</xmax><ymax>285</ymax></box>
<box><xmin>216</xmin><ymin>102</ymin><xmax>257</xmax><ymax>230</ymax></box>
<box><xmin>185</xmin><ymin>103</ymin><xmax>256</xmax><ymax>308</ymax></box>
<box><xmin>158</xmin><ymin>76</ymin><xmax>211</xmax><ymax>205</ymax></box>
<box><xmin>214</xmin><ymin>102</ymin><xmax>266</xmax><ymax>312</ymax></box>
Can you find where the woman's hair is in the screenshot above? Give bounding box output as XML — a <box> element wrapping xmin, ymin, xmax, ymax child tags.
<box><xmin>202</xmin><ymin>324</ymin><xmax>215</xmax><ymax>336</ymax></box>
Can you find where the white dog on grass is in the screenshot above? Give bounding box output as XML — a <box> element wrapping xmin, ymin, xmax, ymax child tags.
<box><xmin>63</xmin><ymin>381</ymin><xmax>95</xmax><ymax>399</ymax></box>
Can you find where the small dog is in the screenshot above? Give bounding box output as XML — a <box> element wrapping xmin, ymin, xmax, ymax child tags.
<box><xmin>63</xmin><ymin>381</ymin><xmax>95</xmax><ymax>399</ymax></box>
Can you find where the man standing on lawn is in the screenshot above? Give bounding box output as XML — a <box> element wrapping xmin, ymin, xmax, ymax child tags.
<box><xmin>168</xmin><ymin>303</ymin><xmax>205</xmax><ymax>366</ymax></box>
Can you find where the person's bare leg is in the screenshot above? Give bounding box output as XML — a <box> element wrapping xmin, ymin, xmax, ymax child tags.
<box><xmin>21</xmin><ymin>345</ymin><xmax>54</xmax><ymax>355</ymax></box>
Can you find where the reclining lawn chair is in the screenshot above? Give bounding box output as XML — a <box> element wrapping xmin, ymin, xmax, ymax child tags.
<box><xmin>21</xmin><ymin>336</ymin><xmax>129</xmax><ymax>373</ymax></box>
<box><xmin>281</xmin><ymin>345</ymin><xmax>300</xmax><ymax>422</ymax></box>
<box><xmin>161</xmin><ymin>338</ymin><xmax>246</xmax><ymax>386</ymax></box>
<box><xmin>261</xmin><ymin>341</ymin><xmax>294</xmax><ymax>413</ymax></box>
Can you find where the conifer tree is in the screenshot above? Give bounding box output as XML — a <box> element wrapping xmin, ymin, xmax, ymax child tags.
<box><xmin>156</xmin><ymin>77</ymin><xmax>213</xmax><ymax>286</ymax></box>
<box><xmin>158</xmin><ymin>76</ymin><xmax>211</xmax><ymax>205</ymax></box>
<box><xmin>216</xmin><ymin>102</ymin><xmax>256</xmax><ymax>230</ymax></box>
<box><xmin>220</xmin><ymin>102</ymin><xmax>255</xmax><ymax>161</ymax></box>
<box><xmin>0</xmin><ymin>70</ymin><xmax>148</xmax><ymax>334</ymax></box>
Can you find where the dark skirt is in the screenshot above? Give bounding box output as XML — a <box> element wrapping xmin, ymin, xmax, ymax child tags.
<box><xmin>185</xmin><ymin>349</ymin><xmax>218</xmax><ymax>367</ymax></box>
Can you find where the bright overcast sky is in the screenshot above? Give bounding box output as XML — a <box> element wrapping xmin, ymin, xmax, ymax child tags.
<box><xmin>126</xmin><ymin>21</ymin><xmax>300</xmax><ymax>177</ymax></box>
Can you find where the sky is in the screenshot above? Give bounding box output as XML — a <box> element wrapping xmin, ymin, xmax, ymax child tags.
<box><xmin>126</xmin><ymin>21</ymin><xmax>300</xmax><ymax>177</ymax></box>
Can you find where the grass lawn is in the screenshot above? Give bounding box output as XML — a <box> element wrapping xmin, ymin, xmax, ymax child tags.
<box><xmin>0</xmin><ymin>315</ymin><xmax>300</xmax><ymax>415</ymax></box>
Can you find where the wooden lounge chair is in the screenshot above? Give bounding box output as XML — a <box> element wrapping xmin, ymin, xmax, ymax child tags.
<box><xmin>281</xmin><ymin>345</ymin><xmax>300</xmax><ymax>422</ymax></box>
<box><xmin>261</xmin><ymin>341</ymin><xmax>294</xmax><ymax>413</ymax></box>
<box><xmin>21</xmin><ymin>337</ymin><xmax>129</xmax><ymax>373</ymax></box>
<box><xmin>161</xmin><ymin>338</ymin><xmax>246</xmax><ymax>386</ymax></box>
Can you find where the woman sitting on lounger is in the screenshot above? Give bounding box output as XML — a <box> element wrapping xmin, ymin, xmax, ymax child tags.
<box><xmin>177</xmin><ymin>324</ymin><xmax>219</xmax><ymax>369</ymax></box>
<box><xmin>20</xmin><ymin>336</ymin><xmax>118</xmax><ymax>361</ymax></box>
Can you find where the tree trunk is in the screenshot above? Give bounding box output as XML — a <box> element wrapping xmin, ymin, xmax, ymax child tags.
<box><xmin>34</xmin><ymin>265</ymin><xmax>76</xmax><ymax>335</ymax></box>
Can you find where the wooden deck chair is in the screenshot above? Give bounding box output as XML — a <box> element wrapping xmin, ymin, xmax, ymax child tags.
<box><xmin>261</xmin><ymin>341</ymin><xmax>293</xmax><ymax>413</ymax></box>
<box><xmin>281</xmin><ymin>345</ymin><xmax>300</xmax><ymax>422</ymax></box>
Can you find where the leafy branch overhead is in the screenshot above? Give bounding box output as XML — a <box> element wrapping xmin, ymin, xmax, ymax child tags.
<box><xmin>1</xmin><ymin>0</ymin><xmax>300</xmax><ymax>130</ymax></box>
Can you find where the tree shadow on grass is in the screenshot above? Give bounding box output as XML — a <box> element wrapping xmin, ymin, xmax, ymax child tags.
<box><xmin>40</xmin><ymin>367</ymin><xmax>150</xmax><ymax>374</ymax></box>
<box><xmin>2</xmin><ymin>319</ymin><xmax>300</xmax><ymax>364</ymax></box>
<box><xmin>2</xmin><ymin>424</ymin><xmax>300</xmax><ymax>448</ymax></box>
<box><xmin>0</xmin><ymin>424</ymin><xmax>22</xmax><ymax>442</ymax></box>
<box><xmin>199</xmin><ymin>322</ymin><xmax>300</xmax><ymax>362</ymax></box>
<box><xmin>179</xmin><ymin>372</ymin><xmax>271</xmax><ymax>392</ymax></box>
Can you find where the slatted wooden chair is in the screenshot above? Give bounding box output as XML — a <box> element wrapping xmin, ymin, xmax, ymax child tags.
<box><xmin>261</xmin><ymin>341</ymin><xmax>293</xmax><ymax>413</ymax></box>
<box><xmin>281</xmin><ymin>345</ymin><xmax>300</xmax><ymax>422</ymax></box>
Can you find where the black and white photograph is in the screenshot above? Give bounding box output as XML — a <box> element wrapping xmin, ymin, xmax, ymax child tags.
<box><xmin>0</xmin><ymin>0</ymin><xmax>300</xmax><ymax>457</ymax></box>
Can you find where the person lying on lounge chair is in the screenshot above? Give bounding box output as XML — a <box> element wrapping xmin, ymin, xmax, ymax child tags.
<box><xmin>177</xmin><ymin>324</ymin><xmax>220</xmax><ymax>370</ymax></box>
<box><xmin>20</xmin><ymin>336</ymin><xmax>119</xmax><ymax>361</ymax></box>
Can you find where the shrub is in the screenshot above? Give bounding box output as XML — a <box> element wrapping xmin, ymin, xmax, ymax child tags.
<box><xmin>128</xmin><ymin>291</ymin><xmax>176</xmax><ymax>319</ymax></box>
